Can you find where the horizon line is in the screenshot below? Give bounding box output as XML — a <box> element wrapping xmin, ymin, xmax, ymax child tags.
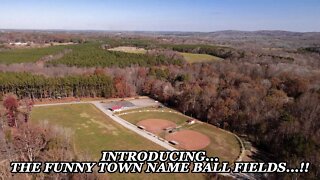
<box><xmin>1</xmin><ymin>28</ymin><xmax>319</xmax><ymax>34</ymax></box>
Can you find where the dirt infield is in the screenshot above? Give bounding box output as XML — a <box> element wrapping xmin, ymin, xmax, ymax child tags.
<box><xmin>165</xmin><ymin>130</ymin><xmax>211</xmax><ymax>150</ymax></box>
<box><xmin>137</xmin><ymin>119</ymin><xmax>177</xmax><ymax>134</ymax></box>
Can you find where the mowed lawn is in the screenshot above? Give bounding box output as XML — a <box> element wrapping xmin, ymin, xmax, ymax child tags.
<box><xmin>31</xmin><ymin>104</ymin><xmax>206</xmax><ymax>180</ymax></box>
<box><xmin>186</xmin><ymin>123</ymin><xmax>240</xmax><ymax>162</ymax></box>
<box><xmin>108</xmin><ymin>46</ymin><xmax>147</xmax><ymax>54</ymax></box>
<box><xmin>119</xmin><ymin>110</ymin><xmax>188</xmax><ymax>126</ymax></box>
<box><xmin>0</xmin><ymin>45</ymin><xmax>68</xmax><ymax>64</ymax></box>
<box><xmin>120</xmin><ymin>108</ymin><xmax>240</xmax><ymax>162</ymax></box>
<box><xmin>180</xmin><ymin>52</ymin><xmax>223</xmax><ymax>63</ymax></box>
<box><xmin>31</xmin><ymin>104</ymin><xmax>163</xmax><ymax>159</ymax></box>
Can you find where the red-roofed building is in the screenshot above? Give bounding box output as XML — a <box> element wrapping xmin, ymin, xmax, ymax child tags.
<box><xmin>109</xmin><ymin>105</ymin><xmax>123</xmax><ymax>112</ymax></box>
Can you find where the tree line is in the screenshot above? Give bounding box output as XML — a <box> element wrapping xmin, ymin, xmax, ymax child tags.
<box><xmin>105</xmin><ymin>38</ymin><xmax>239</xmax><ymax>59</ymax></box>
<box><xmin>0</xmin><ymin>72</ymin><xmax>113</xmax><ymax>99</ymax></box>
<box><xmin>140</xmin><ymin>64</ymin><xmax>319</xmax><ymax>179</ymax></box>
<box><xmin>162</xmin><ymin>44</ymin><xmax>237</xmax><ymax>59</ymax></box>
<box><xmin>98</xmin><ymin>62</ymin><xmax>319</xmax><ymax>179</ymax></box>
<box><xmin>0</xmin><ymin>94</ymin><xmax>107</xmax><ymax>179</ymax></box>
<box><xmin>0</xmin><ymin>62</ymin><xmax>319</xmax><ymax>179</ymax></box>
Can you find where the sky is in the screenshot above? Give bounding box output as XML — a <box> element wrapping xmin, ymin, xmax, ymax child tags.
<box><xmin>0</xmin><ymin>0</ymin><xmax>319</xmax><ymax>32</ymax></box>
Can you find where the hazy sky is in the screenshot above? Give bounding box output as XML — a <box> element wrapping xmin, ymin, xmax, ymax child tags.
<box><xmin>0</xmin><ymin>0</ymin><xmax>319</xmax><ymax>32</ymax></box>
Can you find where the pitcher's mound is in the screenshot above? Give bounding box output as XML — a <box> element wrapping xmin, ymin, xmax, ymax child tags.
<box><xmin>165</xmin><ymin>130</ymin><xmax>210</xmax><ymax>150</ymax></box>
<box><xmin>137</xmin><ymin>119</ymin><xmax>176</xmax><ymax>134</ymax></box>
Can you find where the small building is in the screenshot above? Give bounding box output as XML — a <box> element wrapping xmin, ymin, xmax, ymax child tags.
<box><xmin>109</xmin><ymin>105</ymin><xmax>123</xmax><ymax>112</ymax></box>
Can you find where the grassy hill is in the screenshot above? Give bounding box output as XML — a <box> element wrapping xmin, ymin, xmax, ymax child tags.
<box><xmin>181</xmin><ymin>52</ymin><xmax>223</xmax><ymax>63</ymax></box>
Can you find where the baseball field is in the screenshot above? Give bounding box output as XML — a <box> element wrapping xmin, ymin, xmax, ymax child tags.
<box><xmin>118</xmin><ymin>107</ymin><xmax>241</xmax><ymax>162</ymax></box>
<box><xmin>31</xmin><ymin>103</ymin><xmax>207</xmax><ymax>180</ymax></box>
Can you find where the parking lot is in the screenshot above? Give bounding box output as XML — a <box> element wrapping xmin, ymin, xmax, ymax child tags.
<box><xmin>102</xmin><ymin>97</ymin><xmax>161</xmax><ymax>111</ymax></box>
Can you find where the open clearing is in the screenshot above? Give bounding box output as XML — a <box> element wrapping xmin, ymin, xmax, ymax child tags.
<box><xmin>180</xmin><ymin>52</ymin><xmax>223</xmax><ymax>63</ymax></box>
<box><xmin>31</xmin><ymin>103</ymin><xmax>205</xmax><ymax>180</ymax></box>
<box><xmin>108</xmin><ymin>46</ymin><xmax>147</xmax><ymax>54</ymax></box>
<box><xmin>119</xmin><ymin>107</ymin><xmax>241</xmax><ymax>162</ymax></box>
<box><xmin>31</xmin><ymin>104</ymin><xmax>164</xmax><ymax>158</ymax></box>
<box><xmin>106</xmin><ymin>46</ymin><xmax>222</xmax><ymax>64</ymax></box>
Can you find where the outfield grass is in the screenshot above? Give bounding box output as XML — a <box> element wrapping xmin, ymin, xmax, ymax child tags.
<box><xmin>0</xmin><ymin>45</ymin><xmax>69</xmax><ymax>64</ymax></box>
<box><xmin>115</xmin><ymin>106</ymin><xmax>181</xmax><ymax>115</ymax></box>
<box><xmin>186</xmin><ymin>123</ymin><xmax>240</xmax><ymax>161</ymax></box>
<box><xmin>119</xmin><ymin>108</ymin><xmax>240</xmax><ymax>162</ymax></box>
<box><xmin>119</xmin><ymin>110</ymin><xmax>188</xmax><ymax>126</ymax></box>
<box><xmin>180</xmin><ymin>52</ymin><xmax>223</xmax><ymax>63</ymax></box>
<box><xmin>31</xmin><ymin>104</ymin><xmax>205</xmax><ymax>180</ymax></box>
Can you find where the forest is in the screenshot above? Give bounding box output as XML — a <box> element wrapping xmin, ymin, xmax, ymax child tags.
<box><xmin>0</xmin><ymin>31</ymin><xmax>319</xmax><ymax>179</ymax></box>
<box><xmin>301</xmin><ymin>47</ymin><xmax>320</xmax><ymax>54</ymax></box>
<box><xmin>0</xmin><ymin>45</ymin><xmax>69</xmax><ymax>64</ymax></box>
<box><xmin>48</xmin><ymin>42</ymin><xmax>184</xmax><ymax>68</ymax></box>
<box><xmin>0</xmin><ymin>93</ymin><xmax>107</xmax><ymax>179</ymax></box>
<box><xmin>0</xmin><ymin>63</ymin><xmax>319</xmax><ymax>179</ymax></box>
<box><xmin>0</xmin><ymin>72</ymin><xmax>113</xmax><ymax>99</ymax></box>
<box><xmin>105</xmin><ymin>38</ymin><xmax>239</xmax><ymax>59</ymax></box>
<box><xmin>162</xmin><ymin>44</ymin><xmax>237</xmax><ymax>59</ymax></box>
<box><xmin>109</xmin><ymin>62</ymin><xmax>319</xmax><ymax>179</ymax></box>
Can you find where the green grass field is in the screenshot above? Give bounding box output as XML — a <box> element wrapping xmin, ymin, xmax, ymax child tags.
<box><xmin>114</xmin><ymin>107</ymin><xmax>180</xmax><ymax>116</ymax></box>
<box><xmin>118</xmin><ymin>109</ymin><xmax>188</xmax><ymax>125</ymax></box>
<box><xmin>31</xmin><ymin>104</ymin><xmax>205</xmax><ymax>180</ymax></box>
<box><xmin>49</xmin><ymin>43</ymin><xmax>183</xmax><ymax>67</ymax></box>
<box><xmin>186</xmin><ymin>123</ymin><xmax>240</xmax><ymax>161</ymax></box>
<box><xmin>0</xmin><ymin>43</ymin><xmax>220</xmax><ymax>66</ymax></box>
<box><xmin>108</xmin><ymin>46</ymin><xmax>147</xmax><ymax>54</ymax></box>
<box><xmin>105</xmin><ymin>46</ymin><xmax>222</xmax><ymax>64</ymax></box>
<box><xmin>31</xmin><ymin>104</ymin><xmax>163</xmax><ymax>158</ymax></box>
<box><xmin>0</xmin><ymin>45</ymin><xmax>69</xmax><ymax>64</ymax></box>
<box><xmin>119</xmin><ymin>108</ymin><xmax>240</xmax><ymax>162</ymax></box>
<box><xmin>180</xmin><ymin>52</ymin><xmax>223</xmax><ymax>63</ymax></box>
